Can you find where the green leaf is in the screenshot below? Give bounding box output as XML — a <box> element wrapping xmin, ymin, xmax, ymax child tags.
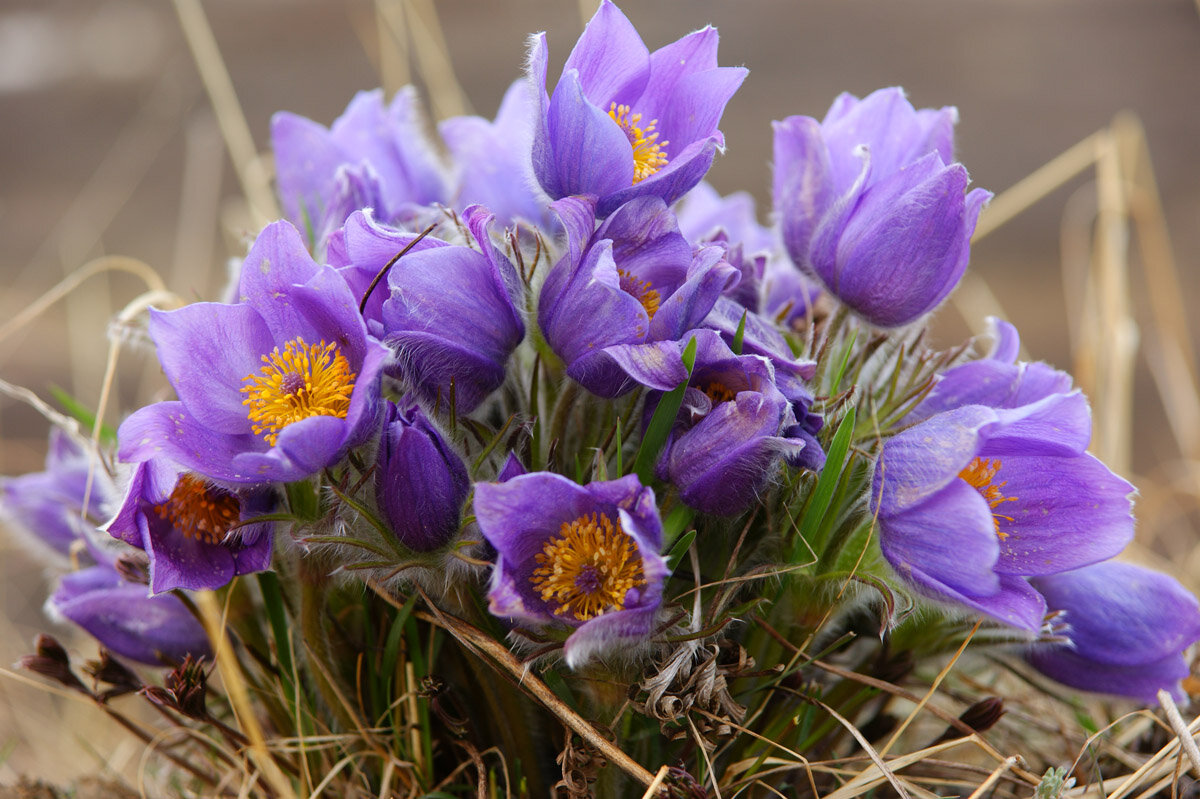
<box><xmin>632</xmin><ymin>336</ymin><xmax>697</xmax><ymax>484</ymax></box>
<box><xmin>662</xmin><ymin>503</ymin><xmax>696</xmax><ymax>550</ymax></box>
<box><xmin>793</xmin><ymin>407</ymin><xmax>856</xmax><ymax>560</ymax></box>
<box><xmin>49</xmin><ymin>385</ymin><xmax>116</xmax><ymax>445</ymax></box>
<box><xmin>285</xmin><ymin>479</ymin><xmax>322</xmax><ymax>521</ymax></box>
<box><xmin>827</xmin><ymin>329</ymin><xmax>858</xmax><ymax>394</ymax></box>
<box><xmin>665</xmin><ymin>528</ymin><xmax>697</xmax><ymax>574</ymax></box>
<box><xmin>257</xmin><ymin>572</ymin><xmax>293</xmax><ymax>677</ymax></box>
<box><xmin>731</xmin><ymin>309</ymin><xmax>748</xmax><ymax>355</ymax></box>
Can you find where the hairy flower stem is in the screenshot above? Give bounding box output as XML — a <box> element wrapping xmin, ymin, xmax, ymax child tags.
<box><xmin>299</xmin><ymin>557</ymin><xmax>358</xmax><ymax>731</ymax></box>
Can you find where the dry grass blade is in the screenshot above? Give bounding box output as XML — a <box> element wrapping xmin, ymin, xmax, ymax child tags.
<box><xmin>374</xmin><ymin>0</ymin><xmax>413</xmax><ymax>95</ymax></box>
<box><xmin>404</xmin><ymin>0</ymin><xmax>470</xmax><ymax>119</ymax></box>
<box><xmin>170</xmin><ymin>0</ymin><xmax>279</xmax><ymax>224</ymax></box>
<box><xmin>1157</xmin><ymin>689</ymin><xmax>1200</xmax><ymax>778</ymax></box>
<box><xmin>822</xmin><ymin>738</ymin><xmax>974</xmax><ymax>799</ymax></box>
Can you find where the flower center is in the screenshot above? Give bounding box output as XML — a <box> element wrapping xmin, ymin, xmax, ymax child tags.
<box><xmin>617</xmin><ymin>269</ymin><xmax>661</xmax><ymax>319</ymax></box>
<box><xmin>959</xmin><ymin>457</ymin><xmax>1018</xmax><ymax>541</ymax></box>
<box><xmin>608</xmin><ymin>103</ymin><xmax>669</xmax><ymax>184</ymax></box>
<box><xmin>241</xmin><ymin>338</ymin><xmax>357</xmax><ymax>446</ymax></box>
<box><xmin>153</xmin><ymin>474</ymin><xmax>240</xmax><ymax>545</ymax></box>
<box><xmin>702</xmin><ymin>381</ymin><xmax>738</xmax><ymax>405</ymax></box>
<box><xmin>531</xmin><ymin>511</ymin><xmax>647</xmax><ymax>621</ymax></box>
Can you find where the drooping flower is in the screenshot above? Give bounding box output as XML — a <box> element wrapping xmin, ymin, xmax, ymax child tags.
<box><xmin>48</xmin><ymin>557</ymin><xmax>211</xmax><ymax>665</ymax></box>
<box><xmin>528</xmin><ymin>0</ymin><xmax>747</xmax><ymax>218</ymax></box>
<box><xmin>1026</xmin><ymin>561</ymin><xmax>1200</xmax><ymax>703</ymax></box>
<box><xmin>439</xmin><ymin>79</ymin><xmax>550</xmax><ymax>228</ymax></box>
<box><xmin>329</xmin><ymin>208</ymin><xmax>525</xmax><ymax>413</ymax></box>
<box><xmin>538</xmin><ymin>195</ymin><xmax>737</xmax><ymax>397</ymax></box>
<box><xmin>271</xmin><ymin>87</ymin><xmax>448</xmax><ymax>244</ymax></box>
<box><xmin>608</xmin><ymin>329</ymin><xmax>808</xmax><ymax>514</ymax></box>
<box><xmin>374</xmin><ymin>399</ymin><xmax>469</xmax><ymax>552</ymax></box>
<box><xmin>474</xmin><ymin>472</ymin><xmax>667</xmax><ymax>667</ymax></box>
<box><xmin>773</xmin><ymin>87</ymin><xmax>991</xmax><ymax>327</ymax></box>
<box><xmin>105</xmin><ymin>458</ymin><xmax>274</xmax><ymax>593</ymax></box>
<box><xmin>871</xmin><ymin>397</ymin><xmax>1136</xmax><ymax>632</ymax></box>
<box><xmin>118</xmin><ymin>221</ymin><xmax>388</xmax><ymax>484</ymax></box>
<box><xmin>0</xmin><ymin>428</ymin><xmax>114</xmax><ymax>560</ymax></box>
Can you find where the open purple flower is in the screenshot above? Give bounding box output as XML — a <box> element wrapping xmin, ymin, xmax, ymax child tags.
<box><xmin>773</xmin><ymin>87</ymin><xmax>991</xmax><ymax>327</ymax></box>
<box><xmin>609</xmin><ymin>329</ymin><xmax>807</xmax><ymax>514</ymax></box>
<box><xmin>374</xmin><ymin>399</ymin><xmax>469</xmax><ymax>552</ymax></box>
<box><xmin>118</xmin><ymin>221</ymin><xmax>388</xmax><ymax>484</ymax></box>
<box><xmin>1027</xmin><ymin>562</ymin><xmax>1200</xmax><ymax>703</ymax></box>
<box><xmin>105</xmin><ymin>458</ymin><xmax>274</xmax><ymax>594</ymax></box>
<box><xmin>528</xmin><ymin>0</ymin><xmax>746</xmax><ymax>218</ymax></box>
<box><xmin>49</xmin><ymin>558</ymin><xmax>211</xmax><ymax>665</ymax></box>
<box><xmin>272</xmin><ymin>87</ymin><xmax>448</xmax><ymax>242</ymax></box>
<box><xmin>1</xmin><ymin>429</ymin><xmax>114</xmax><ymax>560</ymax></box>
<box><xmin>871</xmin><ymin>397</ymin><xmax>1136</xmax><ymax>632</ymax></box>
<box><xmin>538</xmin><ymin>195</ymin><xmax>737</xmax><ymax>397</ymax></box>
<box><xmin>329</xmin><ymin>208</ymin><xmax>525</xmax><ymax>413</ymax></box>
<box><xmin>439</xmin><ymin>79</ymin><xmax>550</xmax><ymax>228</ymax></box>
<box><xmin>474</xmin><ymin>472</ymin><xmax>667</xmax><ymax>667</ymax></box>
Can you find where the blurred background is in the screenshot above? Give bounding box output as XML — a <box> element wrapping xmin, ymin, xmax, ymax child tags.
<box><xmin>1</xmin><ymin>0</ymin><xmax>1198</xmax><ymax>785</ymax></box>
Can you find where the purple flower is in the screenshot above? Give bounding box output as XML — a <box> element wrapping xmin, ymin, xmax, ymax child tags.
<box><xmin>375</xmin><ymin>400</ymin><xmax>469</xmax><ymax>552</ymax></box>
<box><xmin>49</xmin><ymin>559</ymin><xmax>211</xmax><ymax>665</ymax></box>
<box><xmin>1027</xmin><ymin>562</ymin><xmax>1200</xmax><ymax>703</ymax></box>
<box><xmin>538</xmin><ymin>195</ymin><xmax>737</xmax><ymax>396</ymax></box>
<box><xmin>118</xmin><ymin>221</ymin><xmax>388</xmax><ymax>484</ymax></box>
<box><xmin>105</xmin><ymin>458</ymin><xmax>274</xmax><ymax>593</ymax></box>
<box><xmin>907</xmin><ymin>318</ymin><xmax>1074</xmax><ymax>423</ymax></box>
<box><xmin>439</xmin><ymin>80</ymin><xmax>550</xmax><ymax>227</ymax></box>
<box><xmin>608</xmin><ymin>329</ymin><xmax>809</xmax><ymax>514</ymax></box>
<box><xmin>773</xmin><ymin>88</ymin><xmax>991</xmax><ymax>327</ymax></box>
<box><xmin>329</xmin><ymin>208</ymin><xmax>525</xmax><ymax>413</ymax></box>
<box><xmin>272</xmin><ymin>87</ymin><xmax>448</xmax><ymax>242</ymax></box>
<box><xmin>871</xmin><ymin>397</ymin><xmax>1136</xmax><ymax>632</ymax></box>
<box><xmin>474</xmin><ymin>472</ymin><xmax>667</xmax><ymax>667</ymax></box>
<box><xmin>0</xmin><ymin>429</ymin><xmax>114</xmax><ymax>560</ymax></box>
<box><xmin>528</xmin><ymin>0</ymin><xmax>747</xmax><ymax>218</ymax></box>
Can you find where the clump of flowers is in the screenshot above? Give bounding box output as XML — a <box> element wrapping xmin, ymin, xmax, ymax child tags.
<box><xmin>3</xmin><ymin>2</ymin><xmax>1197</xmax><ymax>796</ymax></box>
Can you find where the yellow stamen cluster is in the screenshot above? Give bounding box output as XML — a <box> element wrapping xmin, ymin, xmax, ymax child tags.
<box><xmin>608</xmin><ymin>103</ymin><xmax>669</xmax><ymax>184</ymax></box>
<box><xmin>153</xmin><ymin>474</ymin><xmax>240</xmax><ymax>545</ymax></box>
<box><xmin>241</xmin><ymin>338</ymin><xmax>356</xmax><ymax>446</ymax></box>
<box><xmin>703</xmin><ymin>381</ymin><xmax>738</xmax><ymax>405</ymax></box>
<box><xmin>958</xmin><ymin>457</ymin><xmax>1018</xmax><ymax>541</ymax></box>
<box><xmin>531</xmin><ymin>512</ymin><xmax>647</xmax><ymax>621</ymax></box>
<box><xmin>617</xmin><ymin>269</ymin><xmax>661</xmax><ymax>319</ymax></box>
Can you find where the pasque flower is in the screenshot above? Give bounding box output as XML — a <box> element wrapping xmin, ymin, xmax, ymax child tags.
<box><xmin>474</xmin><ymin>473</ymin><xmax>668</xmax><ymax>667</ymax></box>
<box><xmin>105</xmin><ymin>457</ymin><xmax>275</xmax><ymax>593</ymax></box>
<box><xmin>608</xmin><ymin>329</ymin><xmax>808</xmax><ymax>514</ymax></box>
<box><xmin>49</xmin><ymin>557</ymin><xmax>211</xmax><ymax>665</ymax></box>
<box><xmin>1</xmin><ymin>429</ymin><xmax>114</xmax><ymax>560</ymax></box>
<box><xmin>774</xmin><ymin>87</ymin><xmax>991</xmax><ymax>327</ymax></box>
<box><xmin>871</xmin><ymin>395</ymin><xmax>1135</xmax><ymax>632</ymax></box>
<box><xmin>528</xmin><ymin>0</ymin><xmax>747</xmax><ymax>218</ymax></box>
<box><xmin>118</xmin><ymin>221</ymin><xmax>388</xmax><ymax>484</ymax></box>
<box><xmin>1026</xmin><ymin>561</ymin><xmax>1200</xmax><ymax>703</ymax></box>
<box><xmin>272</xmin><ymin>87</ymin><xmax>447</xmax><ymax>243</ymax></box>
<box><xmin>538</xmin><ymin>195</ymin><xmax>737</xmax><ymax>397</ymax></box>
<box><xmin>374</xmin><ymin>399</ymin><xmax>469</xmax><ymax>552</ymax></box>
<box><xmin>329</xmin><ymin>208</ymin><xmax>525</xmax><ymax>413</ymax></box>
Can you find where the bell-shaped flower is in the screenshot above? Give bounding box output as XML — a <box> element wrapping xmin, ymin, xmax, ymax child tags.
<box><xmin>118</xmin><ymin>221</ymin><xmax>389</xmax><ymax>484</ymax></box>
<box><xmin>528</xmin><ymin>0</ymin><xmax>747</xmax><ymax>218</ymax></box>
<box><xmin>49</xmin><ymin>557</ymin><xmax>211</xmax><ymax>665</ymax></box>
<box><xmin>538</xmin><ymin>195</ymin><xmax>737</xmax><ymax>397</ymax></box>
<box><xmin>870</xmin><ymin>396</ymin><xmax>1136</xmax><ymax>632</ymax></box>
<box><xmin>105</xmin><ymin>457</ymin><xmax>274</xmax><ymax>594</ymax></box>
<box><xmin>439</xmin><ymin>80</ymin><xmax>550</xmax><ymax>228</ymax></box>
<box><xmin>374</xmin><ymin>399</ymin><xmax>469</xmax><ymax>552</ymax></box>
<box><xmin>1027</xmin><ymin>562</ymin><xmax>1200</xmax><ymax>703</ymax></box>
<box><xmin>773</xmin><ymin>87</ymin><xmax>991</xmax><ymax>327</ymax></box>
<box><xmin>608</xmin><ymin>329</ymin><xmax>810</xmax><ymax>514</ymax></box>
<box><xmin>329</xmin><ymin>208</ymin><xmax>525</xmax><ymax>413</ymax></box>
<box><xmin>474</xmin><ymin>472</ymin><xmax>668</xmax><ymax>667</ymax></box>
<box><xmin>1</xmin><ymin>429</ymin><xmax>114</xmax><ymax>560</ymax></box>
<box><xmin>272</xmin><ymin>88</ymin><xmax>447</xmax><ymax>236</ymax></box>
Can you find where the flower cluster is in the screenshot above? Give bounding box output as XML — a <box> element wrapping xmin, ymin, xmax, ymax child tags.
<box><xmin>3</xmin><ymin>5</ymin><xmax>1198</xmax><ymax>792</ymax></box>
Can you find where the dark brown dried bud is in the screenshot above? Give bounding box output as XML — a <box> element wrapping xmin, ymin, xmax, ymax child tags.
<box><xmin>663</xmin><ymin>766</ymin><xmax>708</xmax><ymax>799</ymax></box>
<box><xmin>162</xmin><ymin>655</ymin><xmax>209</xmax><ymax>720</ymax></box>
<box><xmin>931</xmin><ymin>696</ymin><xmax>1006</xmax><ymax>744</ymax></box>
<box><xmin>17</xmin><ymin>635</ymin><xmax>87</xmax><ymax>693</ymax></box>
<box><xmin>84</xmin><ymin>648</ymin><xmax>143</xmax><ymax>700</ymax></box>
